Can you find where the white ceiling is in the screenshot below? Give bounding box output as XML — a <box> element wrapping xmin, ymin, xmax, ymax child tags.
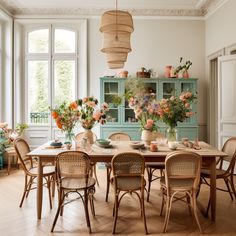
<box><xmin>0</xmin><ymin>0</ymin><xmax>227</xmax><ymax>17</ymax></box>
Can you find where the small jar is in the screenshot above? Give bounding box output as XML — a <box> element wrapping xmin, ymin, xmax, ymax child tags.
<box><xmin>150</xmin><ymin>141</ymin><xmax>158</xmax><ymax>152</ymax></box>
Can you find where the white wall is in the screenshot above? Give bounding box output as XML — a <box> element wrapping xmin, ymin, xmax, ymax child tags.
<box><xmin>206</xmin><ymin>0</ymin><xmax>236</xmax><ymax>56</ymax></box>
<box><xmin>88</xmin><ymin>18</ymin><xmax>206</xmax><ymax>139</ymax></box>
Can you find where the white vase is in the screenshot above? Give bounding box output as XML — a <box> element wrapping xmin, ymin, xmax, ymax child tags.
<box><xmin>141</xmin><ymin>130</ymin><xmax>153</xmax><ymax>145</ymax></box>
<box><xmin>83</xmin><ymin>129</ymin><xmax>94</xmax><ymax>144</ymax></box>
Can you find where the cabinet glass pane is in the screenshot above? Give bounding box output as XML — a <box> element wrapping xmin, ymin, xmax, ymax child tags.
<box><xmin>181</xmin><ymin>82</ymin><xmax>193</xmax><ymax>92</ymax></box>
<box><xmin>163</xmin><ymin>83</ymin><xmax>175</xmax><ymax>99</ymax></box>
<box><xmin>106</xmin><ymin>109</ymin><xmax>118</xmax><ymax>123</ymax></box>
<box><xmin>104</xmin><ymin>82</ymin><xmax>119</xmax><ymax>108</ymax></box>
<box><xmin>125</xmin><ymin>108</ymin><xmax>138</xmax><ymax>123</ymax></box>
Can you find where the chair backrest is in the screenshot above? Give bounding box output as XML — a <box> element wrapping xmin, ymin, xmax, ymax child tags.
<box><xmin>56</xmin><ymin>151</ymin><xmax>91</xmax><ymax>179</ymax></box>
<box><xmin>14</xmin><ymin>138</ymin><xmax>33</xmax><ymax>173</ymax></box>
<box><xmin>165</xmin><ymin>151</ymin><xmax>201</xmax><ymax>192</ymax></box>
<box><xmin>108</xmin><ymin>132</ymin><xmax>131</xmax><ymax>141</ymax></box>
<box><xmin>75</xmin><ymin>132</ymin><xmax>97</xmax><ymax>143</ymax></box>
<box><xmin>221</xmin><ymin>137</ymin><xmax>236</xmax><ymax>173</ymax></box>
<box><xmin>111</xmin><ymin>152</ymin><xmax>145</xmax><ymax>189</ymax></box>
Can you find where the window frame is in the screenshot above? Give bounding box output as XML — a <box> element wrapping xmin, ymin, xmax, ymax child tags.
<box><xmin>25</xmin><ymin>24</ymin><xmax>79</xmax><ymax>127</ymax></box>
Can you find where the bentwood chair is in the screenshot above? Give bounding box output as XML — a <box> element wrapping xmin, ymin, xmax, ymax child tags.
<box><xmin>111</xmin><ymin>152</ymin><xmax>148</xmax><ymax>234</ymax></box>
<box><xmin>160</xmin><ymin>151</ymin><xmax>203</xmax><ymax>233</ymax></box>
<box><xmin>51</xmin><ymin>151</ymin><xmax>96</xmax><ymax>233</ymax></box>
<box><xmin>75</xmin><ymin>132</ymin><xmax>99</xmax><ymax>185</ymax></box>
<box><xmin>105</xmin><ymin>132</ymin><xmax>131</xmax><ymax>202</ymax></box>
<box><xmin>200</xmin><ymin>137</ymin><xmax>236</xmax><ymax>215</ymax></box>
<box><xmin>14</xmin><ymin>138</ymin><xmax>55</xmax><ymax>208</ymax></box>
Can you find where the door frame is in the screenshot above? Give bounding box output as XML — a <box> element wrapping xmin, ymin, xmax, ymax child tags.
<box><xmin>207</xmin><ymin>48</ymin><xmax>225</xmax><ymax>147</ymax></box>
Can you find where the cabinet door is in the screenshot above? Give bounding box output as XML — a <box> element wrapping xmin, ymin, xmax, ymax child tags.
<box><xmin>102</xmin><ymin>81</ymin><xmax>120</xmax><ymax>124</ymax></box>
<box><xmin>159</xmin><ymin>81</ymin><xmax>176</xmax><ymax>99</ymax></box>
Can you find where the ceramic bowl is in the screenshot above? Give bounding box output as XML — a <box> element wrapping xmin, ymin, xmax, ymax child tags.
<box><xmin>96</xmin><ymin>139</ymin><xmax>111</xmax><ymax>146</ymax></box>
<box><xmin>129</xmin><ymin>141</ymin><xmax>145</xmax><ymax>149</ymax></box>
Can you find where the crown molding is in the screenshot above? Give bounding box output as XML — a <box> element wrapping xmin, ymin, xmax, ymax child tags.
<box><xmin>0</xmin><ymin>0</ymin><xmax>228</xmax><ymax>17</ymax></box>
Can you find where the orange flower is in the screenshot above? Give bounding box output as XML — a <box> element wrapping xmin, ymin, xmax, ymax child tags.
<box><xmin>51</xmin><ymin>111</ymin><xmax>58</xmax><ymax>119</ymax></box>
<box><xmin>56</xmin><ymin>121</ymin><xmax>62</xmax><ymax>129</ymax></box>
<box><xmin>70</xmin><ymin>101</ymin><xmax>78</xmax><ymax>110</ymax></box>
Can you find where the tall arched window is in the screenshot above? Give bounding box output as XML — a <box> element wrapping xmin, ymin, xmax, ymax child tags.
<box><xmin>26</xmin><ymin>26</ymin><xmax>77</xmax><ymax>125</ymax></box>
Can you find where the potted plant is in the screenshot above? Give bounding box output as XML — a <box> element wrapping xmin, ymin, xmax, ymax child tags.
<box><xmin>136</xmin><ymin>67</ymin><xmax>151</xmax><ymax>78</ymax></box>
<box><xmin>174</xmin><ymin>57</ymin><xmax>192</xmax><ymax>78</ymax></box>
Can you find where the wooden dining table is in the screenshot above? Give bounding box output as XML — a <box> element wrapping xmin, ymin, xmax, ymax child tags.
<box><xmin>27</xmin><ymin>140</ymin><xmax>227</xmax><ymax>221</ymax></box>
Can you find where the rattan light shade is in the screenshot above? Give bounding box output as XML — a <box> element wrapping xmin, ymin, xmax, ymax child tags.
<box><xmin>108</xmin><ymin>61</ymin><xmax>124</xmax><ymax>69</ymax></box>
<box><xmin>106</xmin><ymin>52</ymin><xmax>127</xmax><ymax>63</ymax></box>
<box><xmin>100</xmin><ymin>10</ymin><xmax>134</xmax><ymax>33</ymax></box>
<box><xmin>101</xmin><ymin>31</ymin><xmax>131</xmax><ymax>53</ymax></box>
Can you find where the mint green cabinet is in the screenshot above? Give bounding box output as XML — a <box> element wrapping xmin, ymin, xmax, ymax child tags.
<box><xmin>100</xmin><ymin>77</ymin><xmax>198</xmax><ymax>141</ymax></box>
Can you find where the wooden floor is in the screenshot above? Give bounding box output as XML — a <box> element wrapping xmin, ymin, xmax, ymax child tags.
<box><xmin>0</xmin><ymin>166</ymin><xmax>236</xmax><ymax>236</ymax></box>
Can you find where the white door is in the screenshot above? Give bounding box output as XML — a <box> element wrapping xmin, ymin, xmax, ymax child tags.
<box><xmin>218</xmin><ymin>55</ymin><xmax>236</xmax><ymax>149</ymax></box>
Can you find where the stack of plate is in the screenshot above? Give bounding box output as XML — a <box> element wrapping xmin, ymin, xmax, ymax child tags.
<box><xmin>129</xmin><ymin>141</ymin><xmax>145</xmax><ymax>149</ymax></box>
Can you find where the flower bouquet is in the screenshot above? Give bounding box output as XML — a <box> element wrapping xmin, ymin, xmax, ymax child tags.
<box><xmin>50</xmin><ymin>101</ymin><xmax>80</xmax><ymax>143</ymax></box>
<box><xmin>158</xmin><ymin>91</ymin><xmax>197</xmax><ymax>143</ymax></box>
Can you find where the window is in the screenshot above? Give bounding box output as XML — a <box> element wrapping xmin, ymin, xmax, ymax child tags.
<box><xmin>26</xmin><ymin>26</ymin><xmax>77</xmax><ymax>125</ymax></box>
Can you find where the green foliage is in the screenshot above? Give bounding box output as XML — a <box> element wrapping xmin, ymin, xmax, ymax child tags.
<box><xmin>15</xmin><ymin>123</ymin><xmax>29</xmax><ymax>135</ymax></box>
<box><xmin>174</xmin><ymin>57</ymin><xmax>193</xmax><ymax>75</ymax></box>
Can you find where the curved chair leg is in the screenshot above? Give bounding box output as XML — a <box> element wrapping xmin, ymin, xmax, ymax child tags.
<box><xmin>47</xmin><ymin>176</ymin><xmax>53</xmax><ymax>209</ymax></box>
<box><xmin>146</xmin><ymin>167</ymin><xmax>152</xmax><ymax>202</ymax></box>
<box><xmin>230</xmin><ymin>174</ymin><xmax>236</xmax><ymax>199</ymax></box>
<box><xmin>191</xmin><ymin>192</ymin><xmax>203</xmax><ymax>234</ymax></box>
<box><xmin>84</xmin><ymin>189</ymin><xmax>92</xmax><ymax>233</ymax></box>
<box><xmin>93</xmin><ymin>164</ymin><xmax>99</xmax><ymax>186</ymax></box>
<box><xmin>224</xmin><ymin>178</ymin><xmax>234</xmax><ymax>200</ymax></box>
<box><xmin>51</xmin><ymin>190</ymin><xmax>65</xmax><ymax>232</ymax></box>
<box><xmin>141</xmin><ymin>190</ymin><xmax>148</xmax><ymax>234</ymax></box>
<box><xmin>26</xmin><ymin>176</ymin><xmax>33</xmax><ymax>198</ymax></box>
<box><xmin>105</xmin><ymin>165</ymin><xmax>111</xmax><ymax>202</ymax></box>
<box><xmin>163</xmin><ymin>195</ymin><xmax>172</xmax><ymax>233</ymax></box>
<box><xmin>19</xmin><ymin>175</ymin><xmax>28</xmax><ymax>207</ymax></box>
<box><xmin>112</xmin><ymin>193</ymin><xmax>119</xmax><ymax>234</ymax></box>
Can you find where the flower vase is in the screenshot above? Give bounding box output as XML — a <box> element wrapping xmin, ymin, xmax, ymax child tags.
<box><xmin>182</xmin><ymin>70</ymin><xmax>189</xmax><ymax>79</ymax></box>
<box><xmin>141</xmin><ymin>130</ymin><xmax>153</xmax><ymax>145</ymax></box>
<box><xmin>166</xmin><ymin>126</ymin><xmax>178</xmax><ymax>150</ymax></box>
<box><xmin>65</xmin><ymin>130</ymin><xmax>75</xmax><ymax>144</ymax></box>
<box><xmin>83</xmin><ymin>129</ymin><xmax>94</xmax><ymax>144</ymax></box>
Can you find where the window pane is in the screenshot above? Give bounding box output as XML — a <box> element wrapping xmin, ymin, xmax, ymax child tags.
<box><xmin>54</xmin><ymin>60</ymin><xmax>75</xmax><ymax>106</ymax></box>
<box><xmin>28</xmin><ymin>61</ymin><xmax>49</xmax><ymax>124</ymax></box>
<box><xmin>28</xmin><ymin>29</ymin><xmax>49</xmax><ymax>53</ymax></box>
<box><xmin>54</xmin><ymin>29</ymin><xmax>75</xmax><ymax>53</ymax></box>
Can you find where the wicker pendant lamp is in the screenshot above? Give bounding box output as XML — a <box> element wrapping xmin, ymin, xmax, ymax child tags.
<box><xmin>100</xmin><ymin>0</ymin><xmax>133</xmax><ymax>69</ymax></box>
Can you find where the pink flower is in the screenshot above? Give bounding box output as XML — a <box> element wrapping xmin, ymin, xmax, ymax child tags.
<box><xmin>185</xmin><ymin>103</ymin><xmax>190</xmax><ymax>108</ymax></box>
<box><xmin>86</xmin><ymin>101</ymin><xmax>96</xmax><ymax>107</ymax></box>
<box><xmin>0</xmin><ymin>122</ymin><xmax>8</xmax><ymax>128</ymax></box>
<box><xmin>186</xmin><ymin>112</ymin><xmax>194</xmax><ymax>117</ymax></box>
<box><xmin>93</xmin><ymin>111</ymin><xmax>102</xmax><ymax>121</ymax></box>
<box><xmin>170</xmin><ymin>96</ymin><xmax>175</xmax><ymax>101</ymax></box>
<box><xmin>101</xmin><ymin>102</ymin><xmax>109</xmax><ymax>111</ymax></box>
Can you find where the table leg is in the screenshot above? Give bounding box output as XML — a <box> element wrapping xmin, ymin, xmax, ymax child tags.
<box><xmin>209</xmin><ymin>157</ymin><xmax>216</xmax><ymax>221</ymax></box>
<box><xmin>37</xmin><ymin>157</ymin><xmax>43</xmax><ymax>219</ymax></box>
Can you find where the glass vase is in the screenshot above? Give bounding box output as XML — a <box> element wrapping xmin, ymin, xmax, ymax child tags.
<box><xmin>65</xmin><ymin>130</ymin><xmax>75</xmax><ymax>144</ymax></box>
<box><xmin>166</xmin><ymin>126</ymin><xmax>178</xmax><ymax>150</ymax></box>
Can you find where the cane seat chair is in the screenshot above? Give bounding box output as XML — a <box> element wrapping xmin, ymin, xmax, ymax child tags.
<box><xmin>105</xmin><ymin>132</ymin><xmax>131</xmax><ymax>202</ymax></box>
<box><xmin>111</xmin><ymin>152</ymin><xmax>148</xmax><ymax>234</ymax></box>
<box><xmin>200</xmin><ymin>137</ymin><xmax>236</xmax><ymax>215</ymax></box>
<box><xmin>160</xmin><ymin>151</ymin><xmax>203</xmax><ymax>233</ymax></box>
<box><xmin>75</xmin><ymin>132</ymin><xmax>99</xmax><ymax>185</ymax></box>
<box><xmin>14</xmin><ymin>138</ymin><xmax>55</xmax><ymax>208</ymax></box>
<box><xmin>51</xmin><ymin>151</ymin><xmax>96</xmax><ymax>233</ymax></box>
